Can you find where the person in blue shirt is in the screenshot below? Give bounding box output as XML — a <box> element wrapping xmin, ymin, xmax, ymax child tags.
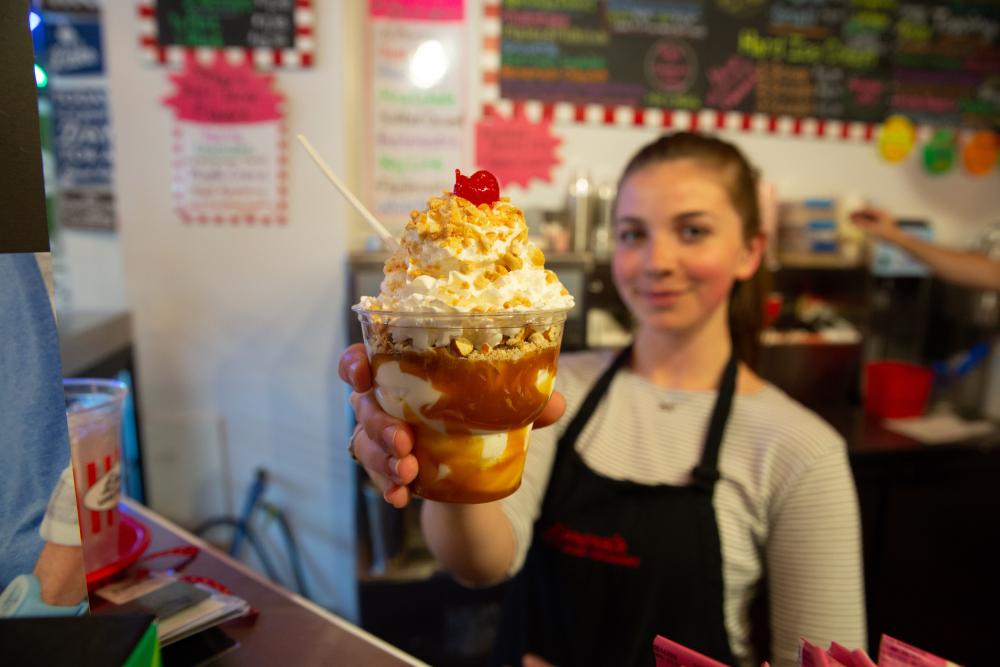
<box><xmin>0</xmin><ymin>253</ymin><xmax>87</xmax><ymax>615</ymax></box>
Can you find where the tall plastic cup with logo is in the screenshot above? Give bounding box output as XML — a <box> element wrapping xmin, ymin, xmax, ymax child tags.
<box><xmin>64</xmin><ymin>379</ymin><xmax>128</xmax><ymax>574</ymax></box>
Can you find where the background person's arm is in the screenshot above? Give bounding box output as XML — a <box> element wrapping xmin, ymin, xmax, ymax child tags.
<box><xmin>850</xmin><ymin>207</ymin><xmax>1000</xmax><ymax>291</ymax></box>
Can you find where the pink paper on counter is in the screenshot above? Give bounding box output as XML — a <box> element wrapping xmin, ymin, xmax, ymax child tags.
<box><xmin>851</xmin><ymin>648</ymin><xmax>878</xmax><ymax>667</ymax></box>
<box><xmin>652</xmin><ymin>635</ymin><xmax>728</xmax><ymax>667</ymax></box>
<box><xmin>800</xmin><ymin>638</ymin><xmax>831</xmax><ymax>667</ymax></box>
<box><xmin>878</xmin><ymin>634</ymin><xmax>961</xmax><ymax>667</ymax></box>
<box><xmin>828</xmin><ymin>642</ymin><xmax>855</xmax><ymax>666</ymax></box>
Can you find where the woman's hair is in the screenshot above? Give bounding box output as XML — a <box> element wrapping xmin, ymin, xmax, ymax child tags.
<box><xmin>617</xmin><ymin>131</ymin><xmax>771</xmax><ymax>368</ymax></box>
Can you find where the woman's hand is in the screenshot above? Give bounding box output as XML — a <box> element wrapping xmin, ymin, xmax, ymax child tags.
<box><xmin>338</xmin><ymin>343</ymin><xmax>566</xmax><ymax>509</ymax></box>
<box><xmin>849</xmin><ymin>206</ymin><xmax>903</xmax><ymax>243</ymax></box>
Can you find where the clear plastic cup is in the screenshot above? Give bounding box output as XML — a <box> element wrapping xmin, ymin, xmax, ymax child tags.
<box><xmin>353</xmin><ymin>307</ymin><xmax>569</xmax><ymax>503</ymax></box>
<box><xmin>64</xmin><ymin>379</ymin><xmax>128</xmax><ymax>574</ymax></box>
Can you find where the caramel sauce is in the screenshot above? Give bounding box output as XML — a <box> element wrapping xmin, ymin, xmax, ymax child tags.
<box><xmin>371</xmin><ymin>345</ymin><xmax>558</xmax><ymax>503</ymax></box>
<box><xmin>410</xmin><ymin>425</ymin><xmax>530</xmax><ymax>503</ymax></box>
<box><xmin>372</xmin><ymin>345</ymin><xmax>558</xmax><ymax>432</ymax></box>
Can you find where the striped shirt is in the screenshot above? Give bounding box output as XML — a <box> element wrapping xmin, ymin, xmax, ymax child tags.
<box><xmin>500</xmin><ymin>349</ymin><xmax>867</xmax><ymax>667</ymax></box>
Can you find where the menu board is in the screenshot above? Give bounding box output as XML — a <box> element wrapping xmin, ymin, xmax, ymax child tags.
<box><xmin>499</xmin><ymin>0</ymin><xmax>1000</xmax><ymax>129</ymax></box>
<box><xmin>155</xmin><ymin>0</ymin><xmax>296</xmax><ymax>49</ymax></box>
<box><xmin>368</xmin><ymin>5</ymin><xmax>466</xmax><ymax>232</ymax></box>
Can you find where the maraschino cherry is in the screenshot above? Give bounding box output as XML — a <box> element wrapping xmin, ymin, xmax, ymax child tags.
<box><xmin>453</xmin><ymin>169</ymin><xmax>500</xmax><ymax>207</ymax></box>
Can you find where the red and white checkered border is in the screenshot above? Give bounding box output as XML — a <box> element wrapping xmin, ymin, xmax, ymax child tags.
<box><xmin>172</xmin><ymin>121</ymin><xmax>289</xmax><ymax>227</ymax></box>
<box><xmin>137</xmin><ymin>0</ymin><xmax>314</xmax><ymax>69</ymax></box>
<box><xmin>480</xmin><ymin>0</ymin><xmax>939</xmax><ymax>143</ymax></box>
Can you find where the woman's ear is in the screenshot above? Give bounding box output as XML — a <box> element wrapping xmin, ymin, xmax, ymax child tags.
<box><xmin>735</xmin><ymin>231</ymin><xmax>766</xmax><ymax>281</ymax></box>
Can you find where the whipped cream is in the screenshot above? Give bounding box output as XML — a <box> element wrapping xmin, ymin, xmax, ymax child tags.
<box><xmin>358</xmin><ymin>192</ymin><xmax>574</xmax><ymax>315</ymax></box>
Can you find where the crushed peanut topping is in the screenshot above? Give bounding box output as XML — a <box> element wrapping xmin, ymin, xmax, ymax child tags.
<box><xmin>367</xmin><ymin>189</ymin><xmax>574</xmax><ymax>314</ymax></box>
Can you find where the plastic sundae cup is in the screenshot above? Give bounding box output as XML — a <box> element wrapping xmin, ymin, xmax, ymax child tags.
<box><xmin>354</xmin><ymin>307</ymin><xmax>569</xmax><ymax>503</ymax></box>
<box><xmin>353</xmin><ymin>167</ymin><xmax>574</xmax><ymax>503</ymax></box>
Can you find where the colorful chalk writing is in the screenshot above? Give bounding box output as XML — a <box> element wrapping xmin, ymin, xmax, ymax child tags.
<box><xmin>496</xmin><ymin>0</ymin><xmax>999</xmax><ymax>128</ymax></box>
<box><xmin>155</xmin><ymin>0</ymin><xmax>295</xmax><ymax>49</ymax></box>
<box><xmin>706</xmin><ymin>55</ymin><xmax>757</xmax><ymax>110</ymax></box>
<box><xmin>645</xmin><ymin>39</ymin><xmax>697</xmax><ymax>93</ymax></box>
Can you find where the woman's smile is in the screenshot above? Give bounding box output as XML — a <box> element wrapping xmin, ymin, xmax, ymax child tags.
<box><xmin>636</xmin><ymin>287</ymin><xmax>689</xmax><ymax>308</ymax></box>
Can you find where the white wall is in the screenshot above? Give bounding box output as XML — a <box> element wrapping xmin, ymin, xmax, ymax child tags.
<box><xmin>56</xmin><ymin>230</ymin><xmax>127</xmax><ymax>311</ymax></box>
<box><xmin>103</xmin><ymin>0</ymin><xmax>360</xmax><ymax>618</ymax></box>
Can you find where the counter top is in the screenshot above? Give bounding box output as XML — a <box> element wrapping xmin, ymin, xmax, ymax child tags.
<box><xmin>57</xmin><ymin>310</ymin><xmax>132</xmax><ymax>377</ymax></box>
<box><xmin>117</xmin><ymin>500</ymin><xmax>427</xmax><ymax>666</ymax></box>
<box><xmin>818</xmin><ymin>405</ymin><xmax>999</xmax><ymax>456</ymax></box>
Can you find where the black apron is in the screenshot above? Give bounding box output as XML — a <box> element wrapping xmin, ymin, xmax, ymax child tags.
<box><xmin>495</xmin><ymin>345</ymin><xmax>738</xmax><ymax>667</ymax></box>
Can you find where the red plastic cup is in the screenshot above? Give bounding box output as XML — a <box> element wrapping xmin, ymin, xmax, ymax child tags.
<box><xmin>864</xmin><ymin>361</ymin><xmax>933</xmax><ymax>418</ymax></box>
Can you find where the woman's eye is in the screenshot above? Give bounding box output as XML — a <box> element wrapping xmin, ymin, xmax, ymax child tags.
<box><xmin>679</xmin><ymin>225</ymin><xmax>709</xmax><ymax>242</ymax></box>
<box><xmin>616</xmin><ymin>228</ymin><xmax>645</xmax><ymax>244</ymax></box>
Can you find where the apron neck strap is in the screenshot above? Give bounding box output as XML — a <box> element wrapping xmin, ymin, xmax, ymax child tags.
<box><xmin>691</xmin><ymin>350</ymin><xmax>739</xmax><ymax>492</ymax></box>
<box><xmin>556</xmin><ymin>344</ymin><xmax>634</xmax><ymax>447</ymax></box>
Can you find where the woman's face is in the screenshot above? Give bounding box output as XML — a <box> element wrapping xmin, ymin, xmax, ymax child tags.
<box><xmin>612</xmin><ymin>159</ymin><xmax>762</xmax><ymax>335</ymax></box>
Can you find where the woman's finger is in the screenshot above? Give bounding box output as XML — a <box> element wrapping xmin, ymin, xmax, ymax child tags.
<box><xmin>533</xmin><ymin>391</ymin><xmax>566</xmax><ymax>429</ymax></box>
<box><xmin>338</xmin><ymin>344</ymin><xmax>372</xmax><ymax>392</ymax></box>
<box><xmin>354</xmin><ymin>428</ymin><xmax>400</xmax><ymax>486</ymax></box>
<box><xmin>382</xmin><ymin>483</ymin><xmax>413</xmax><ymax>509</ymax></box>
<box><xmin>522</xmin><ymin>654</ymin><xmax>556</xmax><ymax>667</ymax></box>
<box><xmin>352</xmin><ymin>391</ymin><xmax>415</xmax><ymax>459</ymax></box>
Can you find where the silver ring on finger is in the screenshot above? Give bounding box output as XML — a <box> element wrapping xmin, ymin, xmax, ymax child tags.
<box><xmin>347</xmin><ymin>425</ymin><xmax>362</xmax><ymax>463</ymax></box>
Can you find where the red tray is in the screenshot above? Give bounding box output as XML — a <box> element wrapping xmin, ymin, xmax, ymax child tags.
<box><xmin>86</xmin><ymin>513</ymin><xmax>151</xmax><ymax>591</ymax></box>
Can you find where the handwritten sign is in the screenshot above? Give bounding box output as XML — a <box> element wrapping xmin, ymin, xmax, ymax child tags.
<box><xmin>50</xmin><ymin>87</ymin><xmax>116</xmax><ymax>230</ymax></box>
<box><xmin>369</xmin><ymin>5</ymin><xmax>465</xmax><ymax>232</ymax></box>
<box><xmin>476</xmin><ymin>113</ymin><xmax>560</xmax><ymax>189</ymax></box>
<box><xmin>706</xmin><ymin>55</ymin><xmax>757</xmax><ymax>111</ymax></box>
<box><xmin>163</xmin><ymin>55</ymin><xmax>286</xmax><ymax>225</ymax></box>
<box><xmin>50</xmin><ymin>90</ymin><xmax>112</xmax><ymax>187</ymax></box>
<box><xmin>498</xmin><ymin>0</ymin><xmax>999</xmax><ymax>129</ymax></box>
<box><xmin>370</xmin><ymin>0</ymin><xmax>463</xmax><ymax>21</ymax></box>
<box><xmin>44</xmin><ymin>4</ymin><xmax>117</xmax><ymax>231</ymax></box>
<box><xmin>139</xmin><ymin>0</ymin><xmax>314</xmax><ymax>68</ymax></box>
<box><xmin>156</xmin><ymin>0</ymin><xmax>294</xmax><ymax>48</ymax></box>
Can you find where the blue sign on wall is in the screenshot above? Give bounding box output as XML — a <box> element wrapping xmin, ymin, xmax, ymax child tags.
<box><xmin>44</xmin><ymin>12</ymin><xmax>104</xmax><ymax>77</ymax></box>
<box><xmin>50</xmin><ymin>87</ymin><xmax>112</xmax><ymax>188</ymax></box>
<box><xmin>49</xmin><ymin>85</ymin><xmax>116</xmax><ymax>230</ymax></box>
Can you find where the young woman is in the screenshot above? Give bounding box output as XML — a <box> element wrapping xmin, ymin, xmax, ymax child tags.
<box><xmin>341</xmin><ymin>132</ymin><xmax>866</xmax><ymax>667</ymax></box>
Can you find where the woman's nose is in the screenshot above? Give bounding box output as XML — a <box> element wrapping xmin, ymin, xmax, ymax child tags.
<box><xmin>644</xmin><ymin>235</ymin><xmax>679</xmax><ymax>275</ymax></box>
